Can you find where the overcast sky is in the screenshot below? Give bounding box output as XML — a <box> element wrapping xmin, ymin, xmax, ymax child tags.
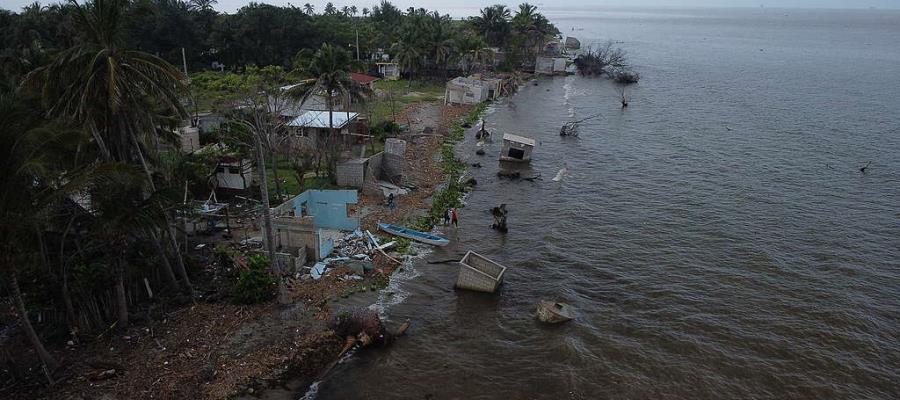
<box><xmin>2</xmin><ymin>0</ymin><xmax>899</xmax><ymax>13</ymax></box>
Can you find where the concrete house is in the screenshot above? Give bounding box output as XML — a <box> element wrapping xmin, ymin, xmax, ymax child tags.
<box><xmin>445</xmin><ymin>76</ymin><xmax>504</xmax><ymax>105</ymax></box>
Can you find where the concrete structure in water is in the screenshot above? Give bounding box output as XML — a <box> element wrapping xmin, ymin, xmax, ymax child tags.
<box><xmin>500</xmin><ymin>133</ymin><xmax>536</xmax><ymax>163</ymax></box>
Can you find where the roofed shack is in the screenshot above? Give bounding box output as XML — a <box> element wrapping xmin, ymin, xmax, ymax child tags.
<box><xmin>287</xmin><ymin>110</ymin><xmax>362</xmax><ymax>148</ymax></box>
<box><xmin>500</xmin><ymin>133</ymin><xmax>536</xmax><ymax>163</ymax></box>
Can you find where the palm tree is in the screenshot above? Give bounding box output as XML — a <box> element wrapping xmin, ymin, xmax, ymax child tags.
<box><xmin>287</xmin><ymin>43</ymin><xmax>371</xmax><ymax>180</ymax></box>
<box><xmin>303</xmin><ymin>3</ymin><xmax>314</xmax><ymax>15</ymax></box>
<box><xmin>324</xmin><ymin>2</ymin><xmax>336</xmax><ymax>15</ymax></box>
<box><xmin>362</xmin><ymin>7</ymin><xmax>369</xmax><ymax>17</ymax></box>
<box><xmin>425</xmin><ymin>12</ymin><xmax>455</xmax><ymax>75</ymax></box>
<box><xmin>472</xmin><ymin>4</ymin><xmax>512</xmax><ymax>47</ymax></box>
<box><xmin>350</xmin><ymin>5</ymin><xmax>358</xmax><ymax>17</ymax></box>
<box><xmin>391</xmin><ymin>37</ymin><xmax>422</xmax><ymax>81</ymax></box>
<box><xmin>0</xmin><ymin>89</ymin><xmax>64</xmax><ymax>374</ymax></box>
<box><xmin>341</xmin><ymin>5</ymin><xmax>350</xmax><ymax>16</ymax></box>
<box><xmin>187</xmin><ymin>0</ymin><xmax>217</xmax><ymax>12</ymax></box>
<box><xmin>85</xmin><ymin>164</ymin><xmax>168</xmax><ymax>329</ymax></box>
<box><xmin>24</xmin><ymin>0</ymin><xmax>192</xmax><ymax>293</ymax></box>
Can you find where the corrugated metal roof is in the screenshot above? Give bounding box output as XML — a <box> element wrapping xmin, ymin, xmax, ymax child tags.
<box><xmin>287</xmin><ymin>111</ymin><xmax>359</xmax><ymax>129</ymax></box>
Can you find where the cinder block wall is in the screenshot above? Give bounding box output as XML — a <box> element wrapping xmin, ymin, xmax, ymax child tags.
<box><xmin>336</xmin><ymin>162</ymin><xmax>365</xmax><ymax>187</ymax></box>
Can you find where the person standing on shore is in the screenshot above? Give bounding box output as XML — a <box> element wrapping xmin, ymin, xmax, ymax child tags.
<box><xmin>443</xmin><ymin>208</ymin><xmax>451</xmax><ymax>225</ymax></box>
<box><xmin>451</xmin><ymin>208</ymin><xmax>459</xmax><ymax>227</ymax></box>
<box><xmin>388</xmin><ymin>193</ymin><xmax>395</xmax><ymax>211</ymax></box>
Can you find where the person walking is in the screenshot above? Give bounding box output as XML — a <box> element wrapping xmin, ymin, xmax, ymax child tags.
<box><xmin>451</xmin><ymin>207</ymin><xmax>459</xmax><ymax>227</ymax></box>
<box><xmin>443</xmin><ymin>208</ymin><xmax>451</xmax><ymax>226</ymax></box>
<box><xmin>387</xmin><ymin>193</ymin><xmax>396</xmax><ymax>211</ymax></box>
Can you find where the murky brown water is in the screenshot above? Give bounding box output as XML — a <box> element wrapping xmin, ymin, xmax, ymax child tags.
<box><xmin>303</xmin><ymin>7</ymin><xmax>900</xmax><ymax>400</ymax></box>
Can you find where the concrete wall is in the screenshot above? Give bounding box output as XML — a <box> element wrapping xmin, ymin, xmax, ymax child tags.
<box><xmin>501</xmin><ymin>140</ymin><xmax>534</xmax><ymax>161</ymax></box>
<box><xmin>287</xmin><ymin>190</ymin><xmax>359</xmax><ymax>231</ymax></box>
<box><xmin>336</xmin><ymin>161</ymin><xmax>366</xmax><ymax>188</ymax></box>
<box><xmin>271</xmin><ymin>216</ymin><xmax>319</xmax><ymax>261</ymax></box>
<box><xmin>536</xmin><ymin>57</ymin><xmax>568</xmax><ymax>75</ymax></box>
<box><xmin>382</xmin><ymin>138</ymin><xmax>406</xmax><ymax>182</ymax></box>
<box><xmin>336</xmin><ymin>152</ymin><xmax>384</xmax><ymax>189</ymax></box>
<box><xmin>178</xmin><ymin>126</ymin><xmax>200</xmax><ymax>153</ymax></box>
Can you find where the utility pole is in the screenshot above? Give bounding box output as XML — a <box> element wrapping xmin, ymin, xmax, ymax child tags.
<box><xmin>355</xmin><ymin>28</ymin><xmax>360</xmax><ymax>60</ymax></box>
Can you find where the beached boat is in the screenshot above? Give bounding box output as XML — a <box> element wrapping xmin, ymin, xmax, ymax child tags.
<box><xmin>377</xmin><ymin>223</ymin><xmax>450</xmax><ymax>246</ymax></box>
<box><xmin>535</xmin><ymin>300</ymin><xmax>575</xmax><ymax>323</ymax></box>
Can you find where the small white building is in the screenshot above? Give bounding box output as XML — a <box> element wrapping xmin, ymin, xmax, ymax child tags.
<box><xmin>535</xmin><ymin>56</ymin><xmax>569</xmax><ymax>75</ymax></box>
<box><xmin>376</xmin><ymin>62</ymin><xmax>400</xmax><ymax>80</ymax></box>
<box><xmin>500</xmin><ymin>133</ymin><xmax>536</xmax><ymax>163</ymax></box>
<box><xmin>287</xmin><ymin>110</ymin><xmax>360</xmax><ymax>147</ymax></box>
<box><xmin>215</xmin><ymin>158</ymin><xmax>253</xmax><ymax>190</ymax></box>
<box><xmin>445</xmin><ymin>76</ymin><xmax>504</xmax><ymax>105</ymax></box>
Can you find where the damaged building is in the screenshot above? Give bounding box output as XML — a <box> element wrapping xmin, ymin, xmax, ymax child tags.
<box><xmin>267</xmin><ymin>190</ymin><xmax>360</xmax><ymax>269</ymax></box>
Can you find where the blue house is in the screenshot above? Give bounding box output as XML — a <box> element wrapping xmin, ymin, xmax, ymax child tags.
<box><xmin>286</xmin><ymin>190</ymin><xmax>359</xmax><ymax>231</ymax></box>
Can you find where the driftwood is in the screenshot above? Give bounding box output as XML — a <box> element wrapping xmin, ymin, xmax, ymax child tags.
<box><xmin>560</xmin><ymin>113</ymin><xmax>602</xmax><ymax>137</ymax></box>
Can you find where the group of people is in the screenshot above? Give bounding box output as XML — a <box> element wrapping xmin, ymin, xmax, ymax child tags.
<box><xmin>443</xmin><ymin>207</ymin><xmax>459</xmax><ymax>227</ymax></box>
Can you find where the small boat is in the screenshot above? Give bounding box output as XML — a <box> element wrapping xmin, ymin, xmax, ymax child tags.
<box><xmin>377</xmin><ymin>223</ymin><xmax>450</xmax><ymax>246</ymax></box>
<box><xmin>536</xmin><ymin>300</ymin><xmax>575</xmax><ymax>324</ymax></box>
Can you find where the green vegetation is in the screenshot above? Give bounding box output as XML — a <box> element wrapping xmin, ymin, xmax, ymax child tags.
<box><xmin>231</xmin><ymin>254</ymin><xmax>276</xmax><ymax>304</ymax></box>
<box><xmin>412</xmin><ymin>104</ymin><xmax>488</xmax><ymax>232</ymax></box>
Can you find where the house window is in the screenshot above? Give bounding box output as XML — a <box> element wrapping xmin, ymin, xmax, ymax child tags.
<box><xmin>228</xmin><ymin>166</ymin><xmax>240</xmax><ymax>174</ymax></box>
<box><xmin>216</xmin><ymin>166</ymin><xmax>226</xmax><ymax>173</ymax></box>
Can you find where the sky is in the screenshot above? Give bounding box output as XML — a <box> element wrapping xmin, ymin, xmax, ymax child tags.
<box><xmin>2</xmin><ymin>0</ymin><xmax>899</xmax><ymax>14</ymax></box>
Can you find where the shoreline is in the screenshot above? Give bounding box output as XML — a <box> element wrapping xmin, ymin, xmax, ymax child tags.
<box><xmin>20</xmin><ymin>96</ymin><xmax>483</xmax><ymax>400</ymax></box>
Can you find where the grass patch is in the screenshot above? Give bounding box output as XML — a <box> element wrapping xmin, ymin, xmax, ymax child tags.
<box><xmin>409</xmin><ymin>103</ymin><xmax>488</xmax><ymax>233</ymax></box>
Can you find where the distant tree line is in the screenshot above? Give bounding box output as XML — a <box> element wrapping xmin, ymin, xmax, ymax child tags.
<box><xmin>1</xmin><ymin>0</ymin><xmax>560</xmax><ymax>78</ymax></box>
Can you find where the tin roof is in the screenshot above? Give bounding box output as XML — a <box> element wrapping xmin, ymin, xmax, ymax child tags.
<box><xmin>287</xmin><ymin>111</ymin><xmax>359</xmax><ymax>129</ymax></box>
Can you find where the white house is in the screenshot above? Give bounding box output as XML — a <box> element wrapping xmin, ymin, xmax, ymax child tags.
<box><xmin>287</xmin><ymin>110</ymin><xmax>360</xmax><ymax>147</ymax></box>
<box><xmin>445</xmin><ymin>76</ymin><xmax>503</xmax><ymax>105</ymax></box>
<box><xmin>376</xmin><ymin>62</ymin><xmax>400</xmax><ymax>80</ymax></box>
<box><xmin>214</xmin><ymin>158</ymin><xmax>253</xmax><ymax>190</ymax></box>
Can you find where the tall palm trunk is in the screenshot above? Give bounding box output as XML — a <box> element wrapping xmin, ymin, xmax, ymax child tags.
<box><xmin>255</xmin><ymin>139</ymin><xmax>276</xmax><ymax>263</ymax></box>
<box><xmin>150</xmin><ymin>230</ymin><xmax>179</xmax><ymax>290</ymax></box>
<box><xmin>254</xmin><ymin>137</ymin><xmax>287</xmax><ymax>303</ymax></box>
<box><xmin>327</xmin><ymin>94</ymin><xmax>337</xmax><ymax>180</ymax></box>
<box><xmin>9</xmin><ymin>269</ymin><xmax>60</xmax><ymax>372</ymax></box>
<box><xmin>130</xmin><ymin>130</ymin><xmax>192</xmax><ymax>294</ymax></box>
<box><xmin>270</xmin><ymin>150</ymin><xmax>282</xmax><ymax>200</ymax></box>
<box><xmin>114</xmin><ymin>256</ymin><xmax>128</xmax><ymax>329</ymax></box>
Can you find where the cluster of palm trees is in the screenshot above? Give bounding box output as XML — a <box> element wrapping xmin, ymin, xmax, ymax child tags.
<box><xmin>302</xmin><ymin>2</ymin><xmax>366</xmax><ymax>18</ymax></box>
<box><xmin>381</xmin><ymin>3</ymin><xmax>558</xmax><ymax>79</ymax></box>
<box><xmin>2</xmin><ymin>0</ymin><xmax>195</xmax><ymax>376</ymax></box>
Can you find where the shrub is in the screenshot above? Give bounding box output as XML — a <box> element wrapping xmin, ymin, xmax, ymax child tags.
<box><xmin>231</xmin><ymin>254</ymin><xmax>276</xmax><ymax>304</ymax></box>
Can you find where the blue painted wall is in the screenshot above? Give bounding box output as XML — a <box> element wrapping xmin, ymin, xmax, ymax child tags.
<box><xmin>290</xmin><ymin>190</ymin><xmax>359</xmax><ymax>231</ymax></box>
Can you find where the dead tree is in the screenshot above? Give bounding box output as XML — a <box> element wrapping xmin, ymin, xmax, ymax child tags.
<box><xmin>560</xmin><ymin>113</ymin><xmax>602</xmax><ymax>137</ymax></box>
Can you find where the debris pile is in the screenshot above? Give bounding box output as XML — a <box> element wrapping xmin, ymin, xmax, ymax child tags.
<box><xmin>305</xmin><ymin>229</ymin><xmax>397</xmax><ymax>281</ymax></box>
